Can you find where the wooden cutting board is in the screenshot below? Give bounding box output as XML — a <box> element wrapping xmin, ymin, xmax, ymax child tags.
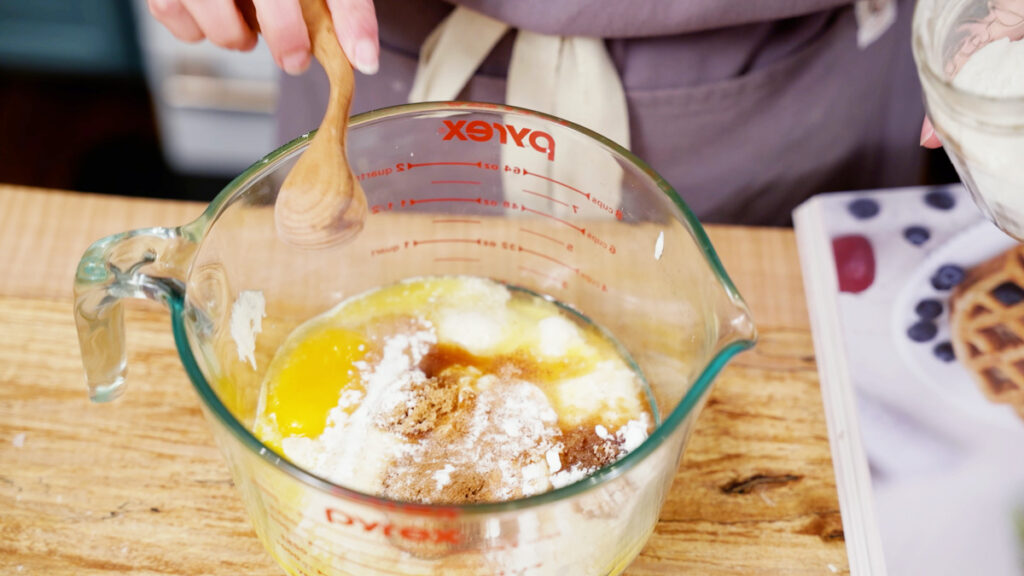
<box><xmin>0</xmin><ymin>185</ymin><xmax>848</xmax><ymax>574</ymax></box>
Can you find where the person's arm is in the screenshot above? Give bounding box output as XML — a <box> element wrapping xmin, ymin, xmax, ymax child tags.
<box><xmin>145</xmin><ymin>0</ymin><xmax>380</xmax><ymax>75</ymax></box>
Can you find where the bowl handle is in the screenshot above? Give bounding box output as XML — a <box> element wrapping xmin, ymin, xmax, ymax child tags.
<box><xmin>73</xmin><ymin>226</ymin><xmax>197</xmax><ymax>402</ymax></box>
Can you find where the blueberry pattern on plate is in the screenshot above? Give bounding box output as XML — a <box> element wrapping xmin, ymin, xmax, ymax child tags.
<box><xmin>907</xmin><ymin>320</ymin><xmax>938</xmax><ymax>343</ymax></box>
<box><xmin>915</xmin><ymin>299</ymin><xmax>943</xmax><ymax>320</ymax></box>
<box><xmin>924</xmin><ymin>189</ymin><xmax>956</xmax><ymax>211</ymax></box>
<box><xmin>904</xmin><ymin>225</ymin><xmax>931</xmax><ymax>246</ymax></box>
<box><xmin>892</xmin><ymin>212</ymin><xmax>1020</xmax><ymax>427</ymax></box>
<box><xmin>848</xmin><ymin>198</ymin><xmax>880</xmax><ymax>220</ymax></box>
<box><xmin>908</xmin><ymin>263</ymin><xmax>966</xmax><ymax>346</ymax></box>
<box><xmin>930</xmin><ymin>264</ymin><xmax>966</xmax><ymax>291</ymax></box>
<box><xmin>933</xmin><ymin>341</ymin><xmax>955</xmax><ymax>363</ymax></box>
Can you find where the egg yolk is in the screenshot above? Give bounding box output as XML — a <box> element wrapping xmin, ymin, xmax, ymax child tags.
<box><xmin>260</xmin><ymin>327</ymin><xmax>367</xmax><ymax>443</ymax></box>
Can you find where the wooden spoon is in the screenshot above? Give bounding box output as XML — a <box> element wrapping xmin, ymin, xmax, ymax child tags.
<box><xmin>274</xmin><ymin>0</ymin><xmax>367</xmax><ymax>248</ymax></box>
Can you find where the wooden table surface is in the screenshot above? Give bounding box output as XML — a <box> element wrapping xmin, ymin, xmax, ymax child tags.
<box><xmin>0</xmin><ymin>185</ymin><xmax>848</xmax><ymax>574</ymax></box>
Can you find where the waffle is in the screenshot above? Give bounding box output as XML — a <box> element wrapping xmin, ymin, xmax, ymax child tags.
<box><xmin>950</xmin><ymin>245</ymin><xmax>1024</xmax><ymax>413</ymax></box>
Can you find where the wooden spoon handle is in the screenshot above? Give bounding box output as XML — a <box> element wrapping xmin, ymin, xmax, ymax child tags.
<box><xmin>300</xmin><ymin>0</ymin><xmax>356</xmax><ymax>139</ymax></box>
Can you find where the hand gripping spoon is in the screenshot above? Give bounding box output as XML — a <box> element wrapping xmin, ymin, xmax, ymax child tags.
<box><xmin>274</xmin><ymin>0</ymin><xmax>368</xmax><ymax>248</ymax></box>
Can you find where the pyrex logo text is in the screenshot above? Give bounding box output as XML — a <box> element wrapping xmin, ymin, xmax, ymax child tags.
<box><xmin>325</xmin><ymin>508</ymin><xmax>461</xmax><ymax>544</ymax></box>
<box><xmin>442</xmin><ymin>120</ymin><xmax>555</xmax><ymax>161</ymax></box>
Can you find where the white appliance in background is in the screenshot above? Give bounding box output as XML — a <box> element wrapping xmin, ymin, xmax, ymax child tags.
<box><xmin>131</xmin><ymin>0</ymin><xmax>279</xmax><ymax>177</ymax></box>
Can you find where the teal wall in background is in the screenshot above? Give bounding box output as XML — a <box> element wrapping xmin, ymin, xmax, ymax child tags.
<box><xmin>0</xmin><ymin>0</ymin><xmax>140</xmax><ymax>75</ymax></box>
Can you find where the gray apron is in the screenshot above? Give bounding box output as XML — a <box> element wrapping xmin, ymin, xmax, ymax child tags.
<box><xmin>278</xmin><ymin>0</ymin><xmax>924</xmax><ymax>225</ymax></box>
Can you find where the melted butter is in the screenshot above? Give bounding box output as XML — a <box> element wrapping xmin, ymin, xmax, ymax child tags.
<box><xmin>254</xmin><ymin>276</ymin><xmax>653</xmax><ymax>464</ymax></box>
<box><xmin>255</xmin><ymin>326</ymin><xmax>367</xmax><ymax>449</ymax></box>
<box><xmin>335</xmin><ymin>276</ymin><xmax>482</xmax><ymax>326</ymax></box>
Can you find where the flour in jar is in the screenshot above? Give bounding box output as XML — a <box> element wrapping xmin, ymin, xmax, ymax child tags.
<box><xmin>930</xmin><ymin>36</ymin><xmax>1024</xmax><ymax>233</ymax></box>
<box><xmin>253</xmin><ymin>275</ymin><xmax>655</xmax><ymax>503</ymax></box>
<box><xmin>953</xmin><ymin>38</ymin><xmax>1024</xmax><ymax>97</ymax></box>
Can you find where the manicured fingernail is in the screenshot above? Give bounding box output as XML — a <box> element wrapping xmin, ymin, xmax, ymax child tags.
<box><xmin>282</xmin><ymin>51</ymin><xmax>310</xmax><ymax>76</ymax></box>
<box><xmin>354</xmin><ymin>38</ymin><xmax>379</xmax><ymax>75</ymax></box>
<box><xmin>920</xmin><ymin>120</ymin><xmax>936</xmax><ymax>146</ymax></box>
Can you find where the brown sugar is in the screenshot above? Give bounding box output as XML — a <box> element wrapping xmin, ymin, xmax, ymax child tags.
<box><xmin>377</xmin><ymin>357</ymin><xmax>565</xmax><ymax>504</ymax></box>
<box><xmin>559</xmin><ymin>426</ymin><xmax>622</xmax><ymax>471</ymax></box>
<box><xmin>377</xmin><ymin>351</ymin><xmax>631</xmax><ymax>504</ymax></box>
<box><xmin>383</xmin><ymin>463</ymin><xmax>500</xmax><ymax>505</ymax></box>
<box><xmin>376</xmin><ymin>365</ymin><xmax>480</xmax><ymax>438</ymax></box>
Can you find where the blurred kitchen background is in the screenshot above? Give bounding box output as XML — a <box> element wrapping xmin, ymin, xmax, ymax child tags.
<box><xmin>0</xmin><ymin>1</ymin><xmax>960</xmax><ymax>203</ymax></box>
<box><xmin>0</xmin><ymin>0</ymin><xmax>278</xmax><ymax>201</ymax></box>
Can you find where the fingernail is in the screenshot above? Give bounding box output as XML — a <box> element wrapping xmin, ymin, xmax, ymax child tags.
<box><xmin>282</xmin><ymin>52</ymin><xmax>310</xmax><ymax>76</ymax></box>
<box><xmin>920</xmin><ymin>120</ymin><xmax>936</xmax><ymax>146</ymax></box>
<box><xmin>354</xmin><ymin>38</ymin><xmax>379</xmax><ymax>75</ymax></box>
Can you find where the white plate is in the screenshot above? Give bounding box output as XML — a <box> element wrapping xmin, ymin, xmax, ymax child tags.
<box><xmin>892</xmin><ymin>220</ymin><xmax>1022</xmax><ymax>429</ymax></box>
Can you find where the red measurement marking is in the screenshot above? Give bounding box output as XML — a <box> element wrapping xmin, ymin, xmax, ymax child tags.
<box><xmin>409</xmin><ymin>161</ymin><xmax>482</xmax><ymax>169</ymax></box>
<box><xmin>430</xmin><ymin>180</ymin><xmax>480</xmax><ymax>185</ymax></box>
<box><xmin>413</xmin><ymin>238</ymin><xmax>480</xmax><ymax>246</ymax></box>
<box><xmin>519</xmin><ymin>227</ymin><xmax>565</xmax><ymax>247</ymax></box>
<box><xmin>370</xmin><ymin>244</ymin><xmax>400</xmax><ymax>256</ymax></box>
<box><xmin>584</xmin><ymin>230</ymin><xmax>618</xmax><ymax>254</ymax></box>
<box><xmin>520</xmin><ymin>188</ymin><xmax>570</xmax><ymax>208</ymax></box>
<box><xmin>519</xmin><ymin>266</ymin><xmax>568</xmax><ymax>289</ymax></box>
<box><xmin>434</xmin><ymin>257</ymin><xmax>479</xmax><ymax>263</ymax></box>
<box><xmin>577</xmin><ymin>269</ymin><xmax>609</xmax><ymax>292</ymax></box>
<box><xmin>356</xmin><ymin>167</ymin><xmax>393</xmax><ymax>181</ymax></box>
<box><xmin>524</xmin><ymin>168</ymin><xmax>589</xmax><ymax>199</ymax></box>
<box><xmin>521</xmin><ymin>205</ymin><xmax>586</xmax><ymax>235</ymax></box>
<box><xmin>518</xmin><ymin>246</ymin><xmax>577</xmax><ymax>272</ymax></box>
<box><xmin>410</xmin><ymin>197</ymin><xmax>480</xmax><ymax>205</ymax></box>
<box><xmin>433</xmin><ymin>218</ymin><xmax>481</xmax><ymax>224</ymax></box>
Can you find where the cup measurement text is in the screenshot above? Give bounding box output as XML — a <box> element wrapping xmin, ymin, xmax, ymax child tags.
<box><xmin>362</xmin><ymin>161</ymin><xmax>625</xmax><ymax>222</ymax></box>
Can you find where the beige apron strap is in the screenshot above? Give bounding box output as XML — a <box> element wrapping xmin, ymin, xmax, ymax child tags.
<box><xmin>508</xmin><ymin>32</ymin><xmax>629</xmax><ymax>149</ymax></box>
<box><xmin>502</xmin><ymin>31</ymin><xmax>560</xmax><ymax>122</ymax></box>
<box><xmin>407</xmin><ymin>8</ymin><xmax>509</xmax><ymax>102</ymax></box>
<box><xmin>507</xmin><ymin>31</ymin><xmax>630</xmax><ymax>215</ymax></box>
<box><xmin>409</xmin><ymin>7</ymin><xmax>631</xmax><ymax>216</ymax></box>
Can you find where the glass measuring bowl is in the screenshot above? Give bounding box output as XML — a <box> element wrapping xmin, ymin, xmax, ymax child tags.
<box><xmin>914</xmin><ymin>0</ymin><xmax>1024</xmax><ymax>240</ymax></box>
<box><xmin>74</xmin><ymin>102</ymin><xmax>756</xmax><ymax>575</ymax></box>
